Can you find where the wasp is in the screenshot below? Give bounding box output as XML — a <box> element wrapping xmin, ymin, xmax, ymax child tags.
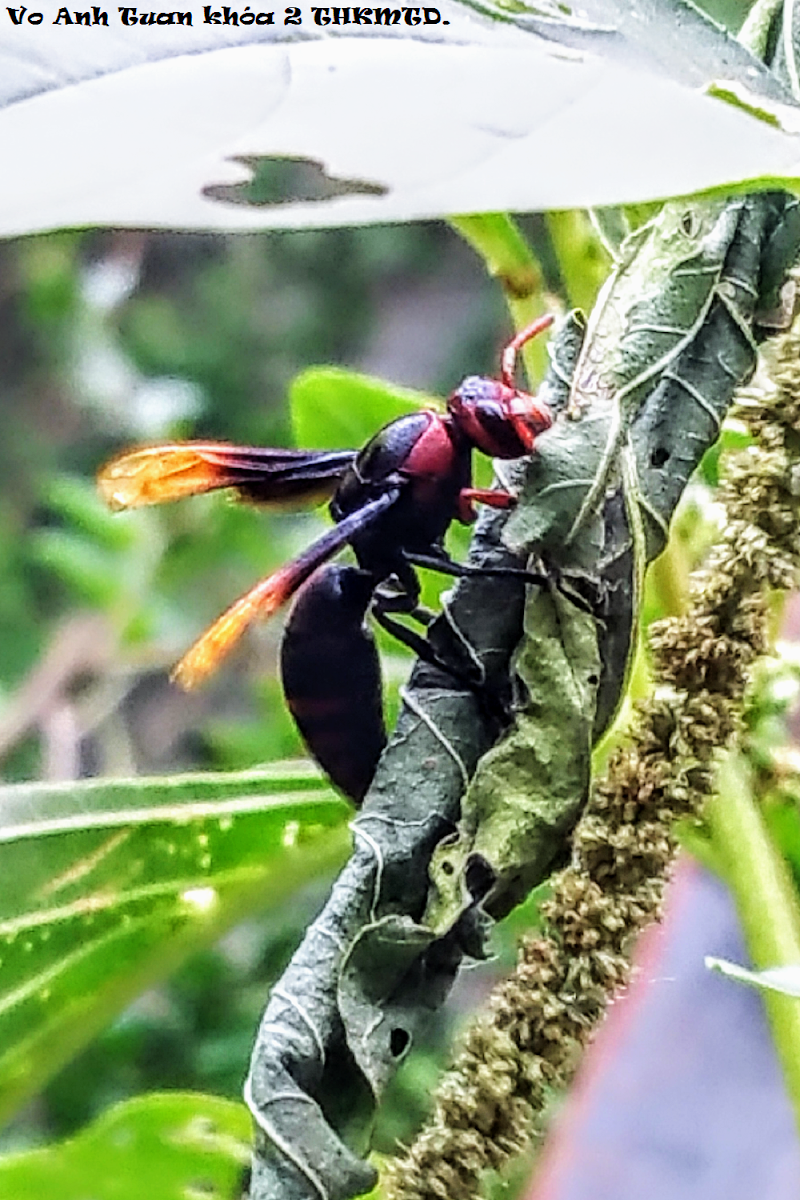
<box><xmin>98</xmin><ymin>315</ymin><xmax>554</xmax><ymax>801</ymax></box>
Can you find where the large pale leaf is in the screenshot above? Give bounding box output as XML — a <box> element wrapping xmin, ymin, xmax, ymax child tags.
<box><xmin>1</xmin><ymin>0</ymin><xmax>800</xmax><ymax>234</ymax></box>
<box><xmin>0</xmin><ymin>763</ymin><xmax>350</xmax><ymax>1122</ymax></box>
<box><xmin>0</xmin><ymin>1091</ymin><xmax>251</xmax><ymax>1199</ymax></box>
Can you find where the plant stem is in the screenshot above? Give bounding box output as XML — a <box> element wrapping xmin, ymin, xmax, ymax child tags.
<box><xmin>647</xmin><ymin>536</ymin><xmax>691</xmax><ymax>620</ymax></box>
<box><xmin>545</xmin><ymin>210</ymin><xmax>609</xmax><ymax>314</ymax></box>
<box><xmin>448</xmin><ymin>214</ymin><xmax>549</xmax><ymax>383</ymax></box>
<box><xmin>706</xmin><ymin>750</ymin><xmax>800</xmax><ymax>1134</ymax></box>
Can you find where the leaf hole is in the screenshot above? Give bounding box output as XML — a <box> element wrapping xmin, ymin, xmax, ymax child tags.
<box><xmin>465</xmin><ymin>853</ymin><xmax>496</xmax><ymax>900</ymax></box>
<box><xmin>680</xmin><ymin>210</ymin><xmax>699</xmax><ymax>237</ymax></box>
<box><xmin>390</xmin><ymin>1027</ymin><xmax>410</xmax><ymax>1058</ymax></box>
<box><xmin>651</xmin><ymin>447</ymin><xmax>670</xmax><ymax>468</ymax></box>
<box><xmin>440</xmin><ymin>859</ymin><xmax>455</xmax><ymax>876</ymax></box>
<box><xmin>186</xmin><ymin>1178</ymin><xmax>218</xmax><ymax>1199</ymax></box>
<box><xmin>204</xmin><ymin>155</ymin><xmax>388</xmax><ymax>209</ymax></box>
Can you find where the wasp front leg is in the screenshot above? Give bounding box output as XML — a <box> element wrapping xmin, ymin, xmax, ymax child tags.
<box><xmin>456</xmin><ymin>486</ymin><xmax>517</xmax><ymax>524</ymax></box>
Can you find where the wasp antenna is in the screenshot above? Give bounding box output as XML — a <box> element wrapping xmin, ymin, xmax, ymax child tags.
<box><xmin>501</xmin><ymin>314</ymin><xmax>555</xmax><ymax>389</ymax></box>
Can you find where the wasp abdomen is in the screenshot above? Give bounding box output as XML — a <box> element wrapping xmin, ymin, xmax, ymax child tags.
<box><xmin>280</xmin><ymin>564</ymin><xmax>386</xmax><ymax>804</ymax></box>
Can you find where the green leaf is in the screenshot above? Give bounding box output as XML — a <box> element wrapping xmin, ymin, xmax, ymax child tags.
<box><xmin>0</xmin><ymin>764</ymin><xmax>350</xmax><ymax>1122</ymax></box>
<box><xmin>0</xmin><ymin>1091</ymin><xmax>251</xmax><ymax>1200</ymax></box>
<box><xmin>290</xmin><ymin>366</ymin><xmax>431</xmax><ymax>450</ymax></box>
<box><xmin>42</xmin><ymin>475</ymin><xmax>134</xmax><ymax>551</ymax></box>
<box><xmin>426</xmin><ymin>584</ymin><xmax>599</xmax><ymax>929</ymax></box>
<box><xmin>27</xmin><ymin>530</ymin><xmax>119</xmax><ymax>607</ymax></box>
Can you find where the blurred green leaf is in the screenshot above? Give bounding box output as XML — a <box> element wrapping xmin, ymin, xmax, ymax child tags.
<box><xmin>290</xmin><ymin>367</ymin><xmax>432</xmax><ymax>450</ymax></box>
<box><xmin>42</xmin><ymin>476</ymin><xmax>134</xmax><ymax>551</ymax></box>
<box><xmin>0</xmin><ymin>1091</ymin><xmax>250</xmax><ymax>1200</ymax></box>
<box><xmin>21</xmin><ymin>238</ymin><xmax>81</xmax><ymax>328</ymax></box>
<box><xmin>28</xmin><ymin>530</ymin><xmax>120</xmax><ymax>607</ymax></box>
<box><xmin>0</xmin><ymin>765</ymin><xmax>350</xmax><ymax>1122</ymax></box>
<box><xmin>698</xmin><ymin>419</ymin><xmax>753</xmax><ymax>486</ymax></box>
<box><xmin>206</xmin><ymin>678</ymin><xmax>302</xmax><ymax>771</ymax></box>
<box><xmin>764</xmin><ymin>797</ymin><xmax>800</xmax><ymax>889</ymax></box>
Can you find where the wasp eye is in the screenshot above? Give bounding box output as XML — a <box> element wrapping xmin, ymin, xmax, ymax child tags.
<box><xmin>449</xmin><ymin>376</ymin><xmax>493</xmax><ymax>412</ymax></box>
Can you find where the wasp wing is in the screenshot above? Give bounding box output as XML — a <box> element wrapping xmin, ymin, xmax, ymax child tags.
<box><xmin>97</xmin><ymin>442</ymin><xmax>356</xmax><ymax>512</ymax></box>
<box><xmin>173</xmin><ymin>488</ymin><xmax>400</xmax><ymax>689</ymax></box>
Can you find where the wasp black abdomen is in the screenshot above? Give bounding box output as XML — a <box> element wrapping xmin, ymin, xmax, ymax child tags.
<box><xmin>280</xmin><ymin>564</ymin><xmax>386</xmax><ymax>804</ymax></box>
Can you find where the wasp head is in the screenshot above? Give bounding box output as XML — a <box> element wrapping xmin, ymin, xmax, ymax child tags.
<box><xmin>447</xmin><ymin>376</ymin><xmax>552</xmax><ymax>458</ymax></box>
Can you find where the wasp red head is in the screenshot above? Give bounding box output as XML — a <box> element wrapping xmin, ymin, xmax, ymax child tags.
<box><xmin>447</xmin><ymin>314</ymin><xmax>554</xmax><ymax>457</ymax></box>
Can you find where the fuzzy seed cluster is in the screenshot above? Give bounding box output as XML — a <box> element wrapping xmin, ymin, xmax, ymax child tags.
<box><xmin>386</xmin><ymin>315</ymin><xmax>800</xmax><ymax>1200</ymax></box>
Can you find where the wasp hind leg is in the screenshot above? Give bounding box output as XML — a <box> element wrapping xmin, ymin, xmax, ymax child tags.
<box><xmin>371</xmin><ymin>588</ymin><xmax>508</xmax><ymax>725</ymax></box>
<box><xmin>405</xmin><ymin>547</ymin><xmax>548</xmax><ymax>588</ymax></box>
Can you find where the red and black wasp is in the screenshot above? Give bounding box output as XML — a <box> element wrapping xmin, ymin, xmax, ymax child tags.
<box><xmin>98</xmin><ymin>315</ymin><xmax>554</xmax><ymax>803</ymax></box>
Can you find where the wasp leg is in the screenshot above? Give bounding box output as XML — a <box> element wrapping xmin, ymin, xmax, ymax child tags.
<box><xmin>369</xmin><ymin>555</ymin><xmax>421</xmax><ymax>615</ymax></box>
<box><xmin>456</xmin><ymin>486</ymin><xmax>516</xmax><ymax>522</ymax></box>
<box><xmin>373</xmin><ymin>607</ymin><xmax>496</xmax><ymax>707</ymax></box>
<box><xmin>372</xmin><ymin>610</ymin><xmax>454</xmax><ymax>669</ymax></box>
<box><xmin>408</xmin><ymin>604</ymin><xmax>436</xmax><ymax>626</ymax></box>
<box><xmin>405</xmin><ymin>549</ymin><xmax>548</xmax><ymax>589</ymax></box>
<box><xmin>372</xmin><ymin>599</ymin><xmax>508</xmax><ymax>724</ymax></box>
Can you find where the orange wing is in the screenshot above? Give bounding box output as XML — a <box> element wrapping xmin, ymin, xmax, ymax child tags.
<box><xmin>172</xmin><ymin>561</ymin><xmax>303</xmax><ymax>690</ymax></box>
<box><xmin>172</xmin><ymin>488</ymin><xmax>400</xmax><ymax>689</ymax></box>
<box><xmin>97</xmin><ymin>442</ymin><xmax>355</xmax><ymax>512</ymax></box>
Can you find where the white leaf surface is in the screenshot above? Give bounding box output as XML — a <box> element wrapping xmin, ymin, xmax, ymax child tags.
<box><xmin>706</xmin><ymin>955</ymin><xmax>800</xmax><ymax>998</ymax></box>
<box><xmin>1</xmin><ymin>3</ymin><xmax>800</xmax><ymax>234</ymax></box>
